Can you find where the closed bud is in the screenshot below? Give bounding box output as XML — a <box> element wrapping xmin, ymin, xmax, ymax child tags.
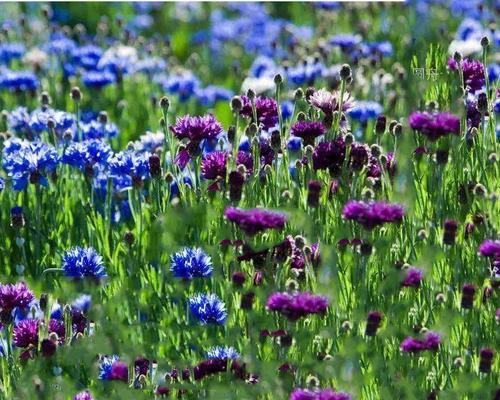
<box><xmin>453</xmin><ymin>357</ymin><xmax>464</xmax><ymax>368</ymax></box>
<box><xmin>296</xmin><ymin>111</ymin><xmax>306</xmax><ymax>122</ymax></box>
<box><xmin>159</xmin><ymin>96</ymin><xmax>170</xmax><ymax>110</ymax></box>
<box><xmin>305</xmin><ymin>87</ymin><xmax>316</xmax><ymax>102</ymax></box>
<box><xmin>123</xmin><ymin>231</ymin><xmax>135</xmax><ymax>247</ymax></box>
<box><xmin>453</xmin><ymin>51</ymin><xmax>462</xmax><ymax>63</ymax></box>
<box><xmin>294</xmin><ymin>88</ymin><xmax>304</xmax><ymax>100</ymax></box>
<box><xmin>480</xmin><ymin>36</ymin><xmax>490</xmax><ymax>48</ymax></box>
<box><xmin>71</xmin><ymin>86</ymin><xmax>82</xmax><ymax>102</ymax></box>
<box><xmin>473</xmin><ymin>183</ymin><xmax>487</xmax><ymax>197</ymax></box>
<box><xmin>393</xmin><ymin>123</ymin><xmax>403</xmax><ymax>137</ymax></box>
<box><xmin>370</xmin><ymin>144</ymin><xmax>381</xmax><ymax>158</ymax></box>
<box><xmin>344</xmin><ymin>133</ymin><xmax>354</xmax><ymax>145</ymax></box>
<box><xmin>375</xmin><ymin>115</ymin><xmax>386</xmax><ymax>135</ymax></box>
<box><xmin>246</xmin><ymin>89</ymin><xmax>256</xmax><ymax>100</ymax></box>
<box><xmin>477</xmin><ymin>92</ymin><xmax>488</xmax><ymax>114</ymax></box>
<box><xmin>40</xmin><ymin>91</ymin><xmax>51</xmax><ymax>106</ymax></box>
<box><xmin>148</xmin><ymin>154</ymin><xmax>161</xmax><ymax>178</ymax></box>
<box><xmin>340</xmin><ymin>63</ymin><xmax>352</xmax><ymax>80</ymax></box>
<box><xmin>230</xmin><ymin>96</ymin><xmax>243</xmax><ymax>112</ymax></box>
<box><xmin>164</xmin><ymin>172</ymin><xmax>174</xmax><ymax>184</ymax></box>
<box><xmin>341</xmin><ymin>320</ymin><xmax>352</xmax><ymax>331</ymax></box>
<box><xmin>273</xmin><ymin>73</ymin><xmax>283</xmax><ymax>85</ymax></box>
<box><xmin>47</xmin><ymin>118</ymin><xmax>55</xmax><ymax>130</ymax></box>
<box><xmin>98</xmin><ymin>111</ymin><xmax>108</xmax><ymax>124</ymax></box>
<box><xmin>488</xmin><ymin>152</ymin><xmax>497</xmax><ymax>163</ymax></box>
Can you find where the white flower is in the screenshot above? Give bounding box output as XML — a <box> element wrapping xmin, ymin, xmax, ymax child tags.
<box><xmin>448</xmin><ymin>39</ymin><xmax>482</xmax><ymax>57</ymax></box>
<box><xmin>241</xmin><ymin>76</ymin><xmax>275</xmax><ymax>95</ymax></box>
<box><xmin>23</xmin><ymin>48</ymin><xmax>48</xmax><ymax>67</ymax></box>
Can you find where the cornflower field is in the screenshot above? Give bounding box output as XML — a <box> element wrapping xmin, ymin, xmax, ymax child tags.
<box><xmin>0</xmin><ymin>1</ymin><xmax>498</xmax><ymax>399</ymax></box>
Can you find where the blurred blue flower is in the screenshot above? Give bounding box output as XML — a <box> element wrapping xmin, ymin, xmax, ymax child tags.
<box><xmin>170</xmin><ymin>247</ymin><xmax>213</xmax><ymax>279</ymax></box>
<box><xmin>99</xmin><ymin>355</ymin><xmax>120</xmax><ymax>380</ymax></box>
<box><xmin>206</xmin><ymin>346</ymin><xmax>239</xmax><ymax>360</ymax></box>
<box><xmin>188</xmin><ymin>293</ymin><xmax>227</xmax><ymax>325</ymax></box>
<box><xmin>0</xmin><ymin>43</ymin><xmax>25</xmax><ymax>64</ymax></box>
<box><xmin>82</xmin><ymin>70</ymin><xmax>116</xmax><ymax>89</ymax></box>
<box><xmin>81</xmin><ymin>119</ymin><xmax>119</xmax><ymax>140</ymax></box>
<box><xmin>72</xmin><ymin>294</ymin><xmax>92</xmax><ymax>312</ymax></box>
<box><xmin>348</xmin><ymin>101</ymin><xmax>383</xmax><ymax>123</ymax></box>
<box><xmin>0</xmin><ymin>69</ymin><xmax>39</xmax><ymax>92</ymax></box>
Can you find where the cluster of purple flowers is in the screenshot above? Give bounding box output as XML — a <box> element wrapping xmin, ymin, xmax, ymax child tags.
<box><xmin>290</xmin><ymin>389</ymin><xmax>352</xmax><ymax>400</ymax></box>
<box><xmin>342</xmin><ymin>200</ymin><xmax>405</xmax><ymax>229</ymax></box>
<box><xmin>224</xmin><ymin>207</ymin><xmax>287</xmax><ymax>235</ymax></box>
<box><xmin>266</xmin><ymin>292</ymin><xmax>329</xmax><ymax>321</ymax></box>
<box><xmin>400</xmin><ymin>331</ymin><xmax>441</xmax><ymax>353</ymax></box>
<box><xmin>409</xmin><ymin>112</ymin><xmax>461</xmax><ymax>141</ymax></box>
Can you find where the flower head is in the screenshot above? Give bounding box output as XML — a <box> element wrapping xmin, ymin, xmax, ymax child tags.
<box><xmin>309</xmin><ymin>88</ymin><xmax>353</xmax><ymax>115</ymax></box>
<box><xmin>170</xmin><ymin>247</ymin><xmax>213</xmax><ymax>279</ymax></box>
<box><xmin>240</xmin><ymin>96</ymin><xmax>278</xmax><ymax>130</ymax></box>
<box><xmin>267</xmin><ymin>292</ymin><xmax>328</xmax><ymax>321</ymax></box>
<box><xmin>170</xmin><ymin>114</ymin><xmax>222</xmax><ymax>144</ymax></box>
<box><xmin>342</xmin><ymin>200</ymin><xmax>404</xmax><ymax>229</ymax></box>
<box><xmin>312</xmin><ymin>137</ymin><xmax>346</xmax><ymax>174</ymax></box>
<box><xmin>62</xmin><ymin>247</ymin><xmax>107</xmax><ymax>279</ymax></box>
<box><xmin>188</xmin><ymin>293</ymin><xmax>227</xmax><ymax>325</ymax></box>
<box><xmin>99</xmin><ymin>355</ymin><xmax>128</xmax><ymax>382</ymax></box>
<box><xmin>201</xmin><ymin>151</ymin><xmax>228</xmax><ymax>180</ymax></box>
<box><xmin>206</xmin><ymin>346</ymin><xmax>239</xmax><ymax>360</ymax></box>
<box><xmin>400</xmin><ymin>331</ymin><xmax>441</xmax><ymax>353</ymax></box>
<box><xmin>74</xmin><ymin>391</ymin><xmax>94</xmax><ymax>400</ymax></box>
<box><xmin>409</xmin><ymin>112</ymin><xmax>460</xmax><ymax>141</ymax></box>
<box><xmin>348</xmin><ymin>100</ymin><xmax>383</xmax><ymax>123</ymax></box>
<box><xmin>224</xmin><ymin>207</ymin><xmax>287</xmax><ymax>235</ymax></box>
<box><xmin>479</xmin><ymin>240</ymin><xmax>500</xmax><ymax>258</ymax></box>
<box><xmin>0</xmin><ymin>282</ymin><xmax>35</xmax><ymax>322</ymax></box>
<box><xmin>402</xmin><ymin>267</ymin><xmax>424</xmax><ymax>288</ymax></box>
<box><xmin>13</xmin><ymin>319</ymin><xmax>39</xmax><ymax>348</ymax></box>
<box><xmin>291</xmin><ymin>121</ymin><xmax>326</xmax><ymax>146</ymax></box>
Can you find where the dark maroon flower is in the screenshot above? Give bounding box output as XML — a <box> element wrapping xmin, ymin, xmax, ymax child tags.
<box><xmin>409</xmin><ymin>112</ymin><xmax>460</xmax><ymax>141</ymax></box>
<box><xmin>232</xmin><ymin>271</ymin><xmax>246</xmax><ymax>287</ymax></box>
<box><xmin>110</xmin><ymin>361</ymin><xmax>129</xmax><ymax>382</ymax></box>
<box><xmin>224</xmin><ymin>207</ymin><xmax>287</xmax><ymax>235</ymax></box>
<box><xmin>193</xmin><ymin>359</ymin><xmax>227</xmax><ymax>380</ymax></box>
<box><xmin>148</xmin><ymin>154</ymin><xmax>161</xmax><ymax>178</ymax></box>
<box><xmin>312</xmin><ymin>137</ymin><xmax>346</xmax><ymax>175</ymax></box>
<box><xmin>365</xmin><ymin>311</ymin><xmax>383</xmax><ymax>336</ymax></box>
<box><xmin>307</xmin><ymin>180</ymin><xmax>322</xmax><ymax>207</ymax></box>
<box><xmin>41</xmin><ymin>338</ymin><xmax>57</xmax><ymax>357</ymax></box>
<box><xmin>266</xmin><ymin>292</ymin><xmax>329</xmax><ymax>321</ymax></box>
<box><xmin>229</xmin><ymin>171</ymin><xmax>245</xmax><ymax>202</ymax></box>
<box><xmin>0</xmin><ymin>282</ymin><xmax>35</xmax><ymax>323</ymax></box>
<box><xmin>201</xmin><ymin>151</ymin><xmax>228</xmax><ymax>180</ymax></box>
<box><xmin>479</xmin><ymin>348</ymin><xmax>494</xmax><ymax>373</ymax></box>
<box><xmin>156</xmin><ymin>386</ymin><xmax>170</xmax><ymax>396</ymax></box>
<box><xmin>240</xmin><ymin>96</ymin><xmax>278</xmax><ymax>130</ymax></box>
<box><xmin>291</xmin><ymin>121</ymin><xmax>326</xmax><ymax>146</ymax></box>
<box><xmin>13</xmin><ymin>319</ymin><xmax>39</xmax><ymax>348</ymax></box>
<box><xmin>443</xmin><ymin>219</ymin><xmax>459</xmax><ymax>245</ymax></box>
<box><xmin>240</xmin><ymin>292</ymin><xmax>255</xmax><ymax>310</ymax></box>
<box><xmin>461</xmin><ymin>284</ymin><xmax>476</xmax><ymax>309</ymax></box>
<box><xmin>253</xmin><ymin>271</ymin><xmax>263</xmax><ymax>286</ymax></box>
<box><xmin>134</xmin><ymin>357</ymin><xmax>150</xmax><ymax>376</ymax></box>
<box><xmin>402</xmin><ymin>267</ymin><xmax>424</xmax><ymax>288</ymax></box>
<box><xmin>342</xmin><ymin>200</ymin><xmax>405</xmax><ymax>230</ymax></box>
<box><xmin>349</xmin><ymin>142</ymin><xmax>370</xmax><ymax>171</ymax></box>
<box><xmin>71</xmin><ymin>309</ymin><xmax>88</xmax><ymax>334</ymax></box>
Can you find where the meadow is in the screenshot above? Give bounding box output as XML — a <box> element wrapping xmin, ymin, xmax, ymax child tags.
<box><xmin>0</xmin><ymin>2</ymin><xmax>498</xmax><ymax>399</ymax></box>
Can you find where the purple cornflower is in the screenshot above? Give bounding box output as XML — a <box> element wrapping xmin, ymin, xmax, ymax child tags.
<box><xmin>13</xmin><ymin>319</ymin><xmax>39</xmax><ymax>348</ymax></box>
<box><xmin>201</xmin><ymin>151</ymin><xmax>228</xmax><ymax>180</ymax></box>
<box><xmin>224</xmin><ymin>207</ymin><xmax>287</xmax><ymax>235</ymax></box>
<box><xmin>349</xmin><ymin>142</ymin><xmax>370</xmax><ymax>171</ymax></box>
<box><xmin>49</xmin><ymin>318</ymin><xmax>65</xmax><ymax>342</ymax></box>
<box><xmin>134</xmin><ymin>357</ymin><xmax>150</xmax><ymax>376</ymax></box>
<box><xmin>312</xmin><ymin>137</ymin><xmax>346</xmax><ymax>175</ymax></box>
<box><xmin>342</xmin><ymin>200</ymin><xmax>405</xmax><ymax>230</ymax></box>
<box><xmin>459</xmin><ymin>59</ymin><xmax>486</xmax><ymax>92</ymax></box>
<box><xmin>291</xmin><ymin>121</ymin><xmax>326</xmax><ymax>146</ymax></box>
<box><xmin>443</xmin><ymin>219</ymin><xmax>459</xmax><ymax>245</ymax></box>
<box><xmin>170</xmin><ymin>114</ymin><xmax>223</xmax><ymax>168</ymax></box>
<box><xmin>309</xmin><ymin>88</ymin><xmax>354</xmax><ymax>115</ymax></box>
<box><xmin>400</xmin><ymin>331</ymin><xmax>441</xmax><ymax>353</ymax></box>
<box><xmin>74</xmin><ymin>391</ymin><xmax>94</xmax><ymax>400</ymax></box>
<box><xmin>402</xmin><ymin>267</ymin><xmax>424</xmax><ymax>288</ymax></box>
<box><xmin>240</xmin><ymin>96</ymin><xmax>278</xmax><ymax>130</ymax></box>
<box><xmin>266</xmin><ymin>292</ymin><xmax>329</xmax><ymax>321</ymax></box>
<box><xmin>236</xmin><ymin>150</ymin><xmax>254</xmax><ymax>173</ymax></box>
<box><xmin>193</xmin><ymin>358</ymin><xmax>227</xmax><ymax>380</ymax></box>
<box><xmin>478</xmin><ymin>240</ymin><xmax>500</xmax><ymax>258</ymax></box>
<box><xmin>409</xmin><ymin>112</ymin><xmax>460</xmax><ymax>141</ymax></box>
<box><xmin>0</xmin><ymin>282</ymin><xmax>35</xmax><ymax>323</ymax></box>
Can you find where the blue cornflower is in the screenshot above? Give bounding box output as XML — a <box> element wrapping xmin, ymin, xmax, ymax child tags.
<box><xmin>0</xmin><ymin>70</ymin><xmax>39</xmax><ymax>92</ymax></box>
<box><xmin>249</xmin><ymin>55</ymin><xmax>279</xmax><ymax>78</ymax></box>
<box><xmin>7</xmin><ymin>107</ymin><xmax>30</xmax><ymax>136</ymax></box>
<box><xmin>62</xmin><ymin>140</ymin><xmax>112</xmax><ymax>173</ymax></box>
<box><xmin>160</xmin><ymin>71</ymin><xmax>201</xmax><ymax>102</ymax></box>
<box><xmin>287</xmin><ymin>137</ymin><xmax>302</xmax><ymax>152</ymax></box>
<box><xmin>206</xmin><ymin>346</ymin><xmax>239</xmax><ymax>360</ymax></box>
<box><xmin>71</xmin><ymin>45</ymin><xmax>103</xmax><ymax>70</ymax></box>
<box><xmin>97</xmin><ymin>45</ymin><xmax>138</xmax><ymax>75</ymax></box>
<box><xmin>0</xmin><ymin>43</ymin><xmax>25</xmax><ymax>64</ymax></box>
<box><xmin>109</xmin><ymin>150</ymin><xmax>150</xmax><ymax>183</ymax></box>
<box><xmin>50</xmin><ymin>302</ymin><xmax>62</xmax><ymax>319</ymax></box>
<box><xmin>43</xmin><ymin>34</ymin><xmax>76</xmax><ymax>56</ymax></box>
<box><xmin>170</xmin><ymin>247</ymin><xmax>213</xmax><ymax>279</ymax></box>
<box><xmin>80</xmin><ymin>119</ymin><xmax>119</xmax><ymax>140</ymax></box>
<box><xmin>134</xmin><ymin>131</ymin><xmax>164</xmax><ymax>153</ymax></box>
<box><xmin>188</xmin><ymin>293</ymin><xmax>227</xmax><ymax>325</ymax></box>
<box><xmin>2</xmin><ymin>141</ymin><xmax>59</xmax><ymax>190</ymax></box>
<box><xmin>329</xmin><ymin>34</ymin><xmax>362</xmax><ymax>49</ymax></box>
<box><xmin>348</xmin><ymin>101</ymin><xmax>383</xmax><ymax>123</ymax></box>
<box><xmin>99</xmin><ymin>355</ymin><xmax>120</xmax><ymax>380</ymax></box>
<box><xmin>286</xmin><ymin>61</ymin><xmax>324</xmax><ymax>86</ymax></box>
<box><xmin>195</xmin><ymin>85</ymin><xmax>233</xmax><ymax>107</ymax></box>
<box><xmin>281</xmin><ymin>100</ymin><xmax>294</xmax><ymax>121</ymax></box>
<box><xmin>0</xmin><ymin>177</ymin><xmax>4</xmax><ymax>191</ymax></box>
<box><xmin>82</xmin><ymin>70</ymin><xmax>116</xmax><ymax>89</ymax></box>
<box><xmin>135</xmin><ymin>57</ymin><xmax>167</xmax><ymax>75</ymax></box>
<box><xmin>29</xmin><ymin>108</ymin><xmax>75</xmax><ymax>136</ymax></box>
<box><xmin>72</xmin><ymin>294</ymin><xmax>92</xmax><ymax>312</ymax></box>
<box><xmin>61</xmin><ymin>246</ymin><xmax>107</xmax><ymax>279</ymax></box>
